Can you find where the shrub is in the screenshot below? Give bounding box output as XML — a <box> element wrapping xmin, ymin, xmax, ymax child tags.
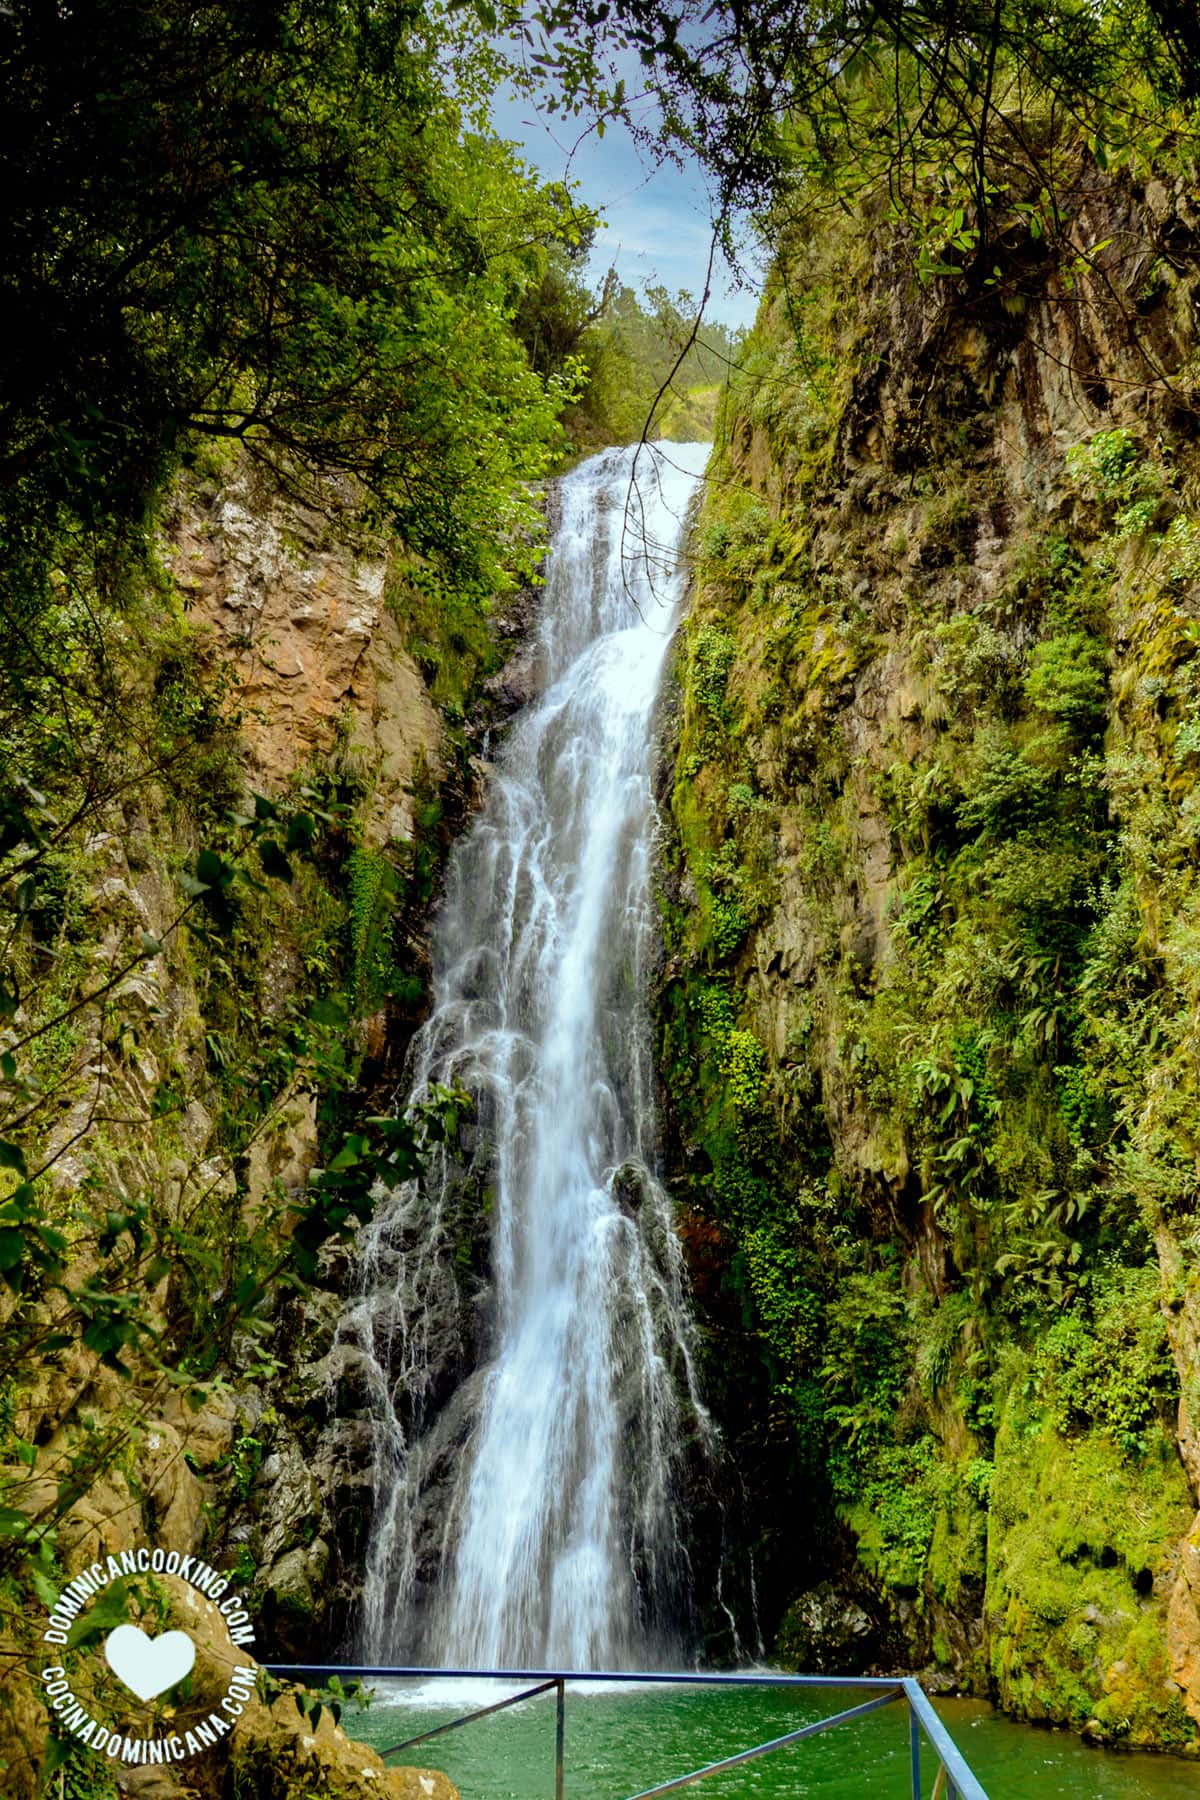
<box><xmin>1024</xmin><ymin>633</ymin><xmax>1108</xmax><ymax>733</ymax></box>
<box><xmin>957</xmin><ymin>739</ymin><xmax>1055</xmax><ymax>839</ymax></box>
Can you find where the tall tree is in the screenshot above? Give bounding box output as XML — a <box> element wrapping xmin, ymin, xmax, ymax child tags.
<box><xmin>0</xmin><ymin>0</ymin><xmax>585</xmax><ymax>599</ymax></box>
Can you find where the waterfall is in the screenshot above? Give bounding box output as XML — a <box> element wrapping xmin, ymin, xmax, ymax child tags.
<box><xmin>347</xmin><ymin>440</ymin><xmax>712</xmax><ymax>1671</ymax></box>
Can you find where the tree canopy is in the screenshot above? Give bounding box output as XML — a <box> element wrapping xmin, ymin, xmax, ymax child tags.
<box><xmin>0</xmin><ymin>0</ymin><xmax>589</xmax><ymax>601</ymax></box>
<box><xmin>512</xmin><ymin>0</ymin><xmax>1200</xmax><ymax>274</ymax></box>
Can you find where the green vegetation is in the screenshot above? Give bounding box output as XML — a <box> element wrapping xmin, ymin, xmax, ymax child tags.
<box><xmin>524</xmin><ymin>0</ymin><xmax>1200</xmax><ymax>278</ymax></box>
<box><xmin>4</xmin><ymin>0</ymin><xmax>1200</xmax><ymax>1769</ymax></box>
<box><xmin>523</xmin><ymin>271</ymin><xmax>741</xmax><ymax>453</ymax></box>
<box><xmin>658</xmin><ymin>119</ymin><xmax>1200</xmax><ymax>1735</ymax></box>
<box><xmin>1</xmin><ymin>0</ymin><xmax>582</xmax><ymax>607</ymax></box>
<box><xmin>0</xmin><ymin>0</ymin><xmax>559</xmax><ymax>1727</ymax></box>
<box><xmin>987</xmin><ymin>1385</ymin><xmax>1194</xmax><ymax>1746</ymax></box>
<box><xmin>0</xmin><ymin>8</ymin><xmax>751</xmax><ymax>1772</ymax></box>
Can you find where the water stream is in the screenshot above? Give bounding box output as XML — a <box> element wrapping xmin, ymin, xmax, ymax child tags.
<box><xmin>347</xmin><ymin>441</ymin><xmax>712</xmax><ymax>1668</ymax></box>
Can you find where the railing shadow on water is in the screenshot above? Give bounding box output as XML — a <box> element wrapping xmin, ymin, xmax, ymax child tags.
<box><xmin>264</xmin><ymin>1664</ymin><xmax>989</xmax><ymax>1800</ymax></box>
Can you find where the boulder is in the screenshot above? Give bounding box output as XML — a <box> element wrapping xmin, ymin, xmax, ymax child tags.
<box><xmin>230</xmin><ymin>1693</ymin><xmax>459</xmax><ymax>1800</ymax></box>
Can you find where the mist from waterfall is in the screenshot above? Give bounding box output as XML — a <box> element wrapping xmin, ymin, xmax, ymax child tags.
<box><xmin>348</xmin><ymin>440</ymin><xmax>712</xmax><ymax>1670</ymax></box>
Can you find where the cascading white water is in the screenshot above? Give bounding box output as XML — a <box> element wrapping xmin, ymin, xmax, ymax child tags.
<box><xmin>348</xmin><ymin>440</ymin><xmax>712</xmax><ymax>1670</ymax></box>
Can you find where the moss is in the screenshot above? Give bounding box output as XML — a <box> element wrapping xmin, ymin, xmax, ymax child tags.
<box><xmin>986</xmin><ymin>1377</ymin><xmax>1194</xmax><ymax>1742</ymax></box>
<box><xmin>56</xmin><ymin>1736</ymin><xmax>121</xmax><ymax>1800</ymax></box>
<box><xmin>657</xmin><ymin>381</ymin><xmax>722</xmax><ymax>440</ymax></box>
<box><xmin>721</xmin><ymin>1029</ymin><xmax>767</xmax><ymax>1110</ymax></box>
<box><xmin>1096</xmin><ymin>1611</ymin><xmax>1197</xmax><ymax>1751</ymax></box>
<box><xmin>387</xmin><ymin>556</ymin><xmax>503</xmax><ymax>725</ymax></box>
<box><xmin>839</xmin><ymin>1439</ymin><xmax>942</xmax><ymax>1594</ymax></box>
<box><xmin>654</xmin><ymin>182</ymin><xmax>1200</xmax><ymax>1732</ymax></box>
<box><xmin>927</xmin><ymin>1463</ymin><xmax>988</xmax><ymax>1614</ymax></box>
<box><xmin>346</xmin><ymin>844</ymin><xmax>400</xmax><ymax>1015</ymax></box>
<box><xmin>1029</xmin><ymin>1261</ymin><xmax>1178</xmax><ymax>1452</ymax></box>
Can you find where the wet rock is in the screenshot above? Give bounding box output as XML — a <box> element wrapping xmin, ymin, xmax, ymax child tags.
<box><xmin>258</xmin><ymin>1443</ymin><xmax>324</xmax><ymax>1566</ymax></box>
<box><xmin>315</xmin><ymin>1340</ymin><xmax>378</xmax><ymax>1415</ymax></box>
<box><xmin>260</xmin><ymin>1541</ymin><xmax>331</xmax><ymax>1654</ymax></box>
<box><xmin>485</xmin><ymin>642</ymin><xmax>545</xmax><ymax>710</ymax></box>
<box><xmin>775</xmin><ymin>1582</ymin><xmax>875</xmax><ymax>1673</ymax></box>
<box><xmin>1168</xmin><ymin>1511</ymin><xmax>1200</xmax><ymax>1721</ymax></box>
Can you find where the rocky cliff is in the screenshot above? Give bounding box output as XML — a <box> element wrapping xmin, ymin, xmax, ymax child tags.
<box><xmin>0</xmin><ymin>447</ymin><xmax>519</xmax><ymax>1797</ymax></box>
<box><xmin>660</xmin><ymin>154</ymin><xmax>1200</xmax><ymax>1748</ymax></box>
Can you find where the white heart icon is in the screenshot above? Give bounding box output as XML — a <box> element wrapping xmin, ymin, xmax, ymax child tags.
<box><xmin>104</xmin><ymin>1624</ymin><xmax>196</xmax><ymax>1701</ymax></box>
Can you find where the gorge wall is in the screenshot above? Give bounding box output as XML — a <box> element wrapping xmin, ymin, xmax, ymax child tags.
<box><xmin>659</xmin><ymin>155</ymin><xmax>1200</xmax><ymax>1749</ymax></box>
<box><xmin>0</xmin><ymin>448</ymin><xmax>509</xmax><ymax>1799</ymax></box>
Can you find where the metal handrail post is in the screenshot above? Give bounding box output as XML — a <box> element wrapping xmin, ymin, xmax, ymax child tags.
<box><xmin>901</xmin><ymin>1679</ymin><xmax>987</xmax><ymax>1800</ymax></box>
<box><xmin>909</xmin><ymin>1703</ymin><xmax>921</xmax><ymax>1799</ymax></box>
<box><xmin>555</xmin><ymin>1676</ymin><xmax>565</xmax><ymax>1800</ymax></box>
<box><xmin>380</xmin><ymin>1678</ymin><xmax>558</xmax><ymax>1757</ymax></box>
<box><xmin>263</xmin><ymin>1664</ymin><xmax>989</xmax><ymax>1798</ymax></box>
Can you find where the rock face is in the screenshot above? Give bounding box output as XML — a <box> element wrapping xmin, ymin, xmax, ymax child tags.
<box><xmin>167</xmin><ymin>457</ymin><xmax>443</xmax><ymax>845</ymax></box>
<box><xmin>0</xmin><ymin>448</ymin><xmax>488</xmax><ymax>1798</ymax></box>
<box><xmin>659</xmin><ymin>159</ymin><xmax>1200</xmax><ymax>1749</ymax></box>
<box><xmin>775</xmin><ymin>1582</ymin><xmax>875</xmax><ymax>1674</ymax></box>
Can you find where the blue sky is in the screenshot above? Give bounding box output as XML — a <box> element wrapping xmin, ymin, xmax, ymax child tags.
<box><xmin>489</xmin><ymin>78</ymin><xmax>764</xmax><ymax>332</ymax></box>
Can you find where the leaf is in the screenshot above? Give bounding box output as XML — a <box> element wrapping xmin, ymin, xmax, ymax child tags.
<box><xmin>40</xmin><ymin>1735</ymin><xmax>72</xmax><ymax>1780</ymax></box>
<box><xmin>30</xmin><ymin>1564</ymin><xmax>58</xmax><ymax>1606</ymax></box>
<box><xmin>195</xmin><ymin>848</ymin><xmax>234</xmax><ymax>890</ymax></box>
<box><xmin>258</xmin><ymin>838</ymin><xmax>294</xmax><ymax>884</ymax></box>
<box><xmin>327</xmin><ymin>1135</ymin><xmax>368</xmax><ymax>1172</ymax></box>
<box><xmin>33</xmin><ymin>1222</ymin><xmax>68</xmax><ymax>1259</ymax></box>
<box><xmin>233</xmin><ymin>1275</ymin><xmax>261</xmax><ymax>1311</ymax></box>
<box><xmin>0</xmin><ymin>1227</ymin><xmax>25</xmax><ymax>1269</ymax></box>
<box><xmin>67</xmin><ymin>1578</ymin><xmax>131</xmax><ymax>1649</ymax></box>
<box><xmin>0</xmin><ymin>1138</ymin><xmax>27</xmax><ymax>1175</ymax></box>
<box><xmin>285</xmin><ymin>812</ymin><xmax>317</xmax><ymax>852</ymax></box>
<box><xmin>0</xmin><ymin>1506</ymin><xmax>31</xmax><ymax>1540</ymax></box>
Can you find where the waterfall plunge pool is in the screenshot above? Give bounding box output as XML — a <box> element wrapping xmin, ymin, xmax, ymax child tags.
<box><xmin>344</xmin><ymin>1676</ymin><xmax>1200</xmax><ymax>1797</ymax></box>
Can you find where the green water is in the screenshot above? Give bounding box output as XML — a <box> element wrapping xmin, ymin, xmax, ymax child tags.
<box><xmin>344</xmin><ymin>1679</ymin><xmax>1200</xmax><ymax>1799</ymax></box>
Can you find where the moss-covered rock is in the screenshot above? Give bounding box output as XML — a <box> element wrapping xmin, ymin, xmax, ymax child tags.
<box><xmin>987</xmin><ymin>1382</ymin><xmax>1194</xmax><ymax>1746</ymax></box>
<box><xmin>658</xmin><ymin>162</ymin><xmax>1200</xmax><ymax>1746</ymax></box>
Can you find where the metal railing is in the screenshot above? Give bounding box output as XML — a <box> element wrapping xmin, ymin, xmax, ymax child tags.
<box><xmin>265</xmin><ymin>1664</ymin><xmax>990</xmax><ymax>1799</ymax></box>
